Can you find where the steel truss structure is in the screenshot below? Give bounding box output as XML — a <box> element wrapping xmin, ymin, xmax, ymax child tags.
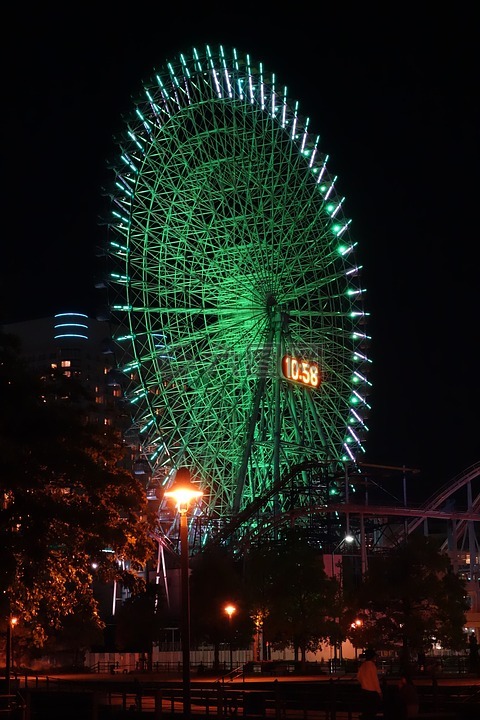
<box><xmin>104</xmin><ymin>44</ymin><xmax>370</xmax><ymax>549</ymax></box>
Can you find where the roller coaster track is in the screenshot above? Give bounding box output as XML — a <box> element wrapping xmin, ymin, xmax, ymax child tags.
<box><xmin>324</xmin><ymin>462</ymin><xmax>480</xmax><ymax>527</ymax></box>
<box><xmin>405</xmin><ymin>461</ymin><xmax>480</xmax><ymax>535</ymax></box>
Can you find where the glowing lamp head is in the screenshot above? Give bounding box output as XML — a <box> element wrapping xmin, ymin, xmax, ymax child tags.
<box><xmin>224</xmin><ymin>604</ymin><xmax>236</xmax><ymax>619</ymax></box>
<box><xmin>164</xmin><ymin>467</ymin><xmax>203</xmax><ymax>513</ymax></box>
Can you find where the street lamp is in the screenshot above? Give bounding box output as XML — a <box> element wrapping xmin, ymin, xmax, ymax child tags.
<box><xmin>165</xmin><ymin>469</ymin><xmax>203</xmax><ymax>719</ymax></box>
<box><xmin>350</xmin><ymin>618</ymin><xmax>363</xmax><ymax>660</ymax></box>
<box><xmin>330</xmin><ymin>534</ymin><xmax>354</xmax><ymax>664</ymax></box>
<box><xmin>224</xmin><ymin>603</ymin><xmax>237</xmax><ymax>671</ymax></box>
<box><xmin>5</xmin><ymin>616</ymin><xmax>18</xmax><ymax>696</ymax></box>
<box><xmin>330</xmin><ymin>533</ymin><xmax>354</xmax><ymax>579</ymax></box>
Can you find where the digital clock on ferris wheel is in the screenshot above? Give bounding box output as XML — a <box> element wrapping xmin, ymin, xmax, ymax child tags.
<box><xmin>281</xmin><ymin>355</ymin><xmax>321</xmax><ymax>388</ymax></box>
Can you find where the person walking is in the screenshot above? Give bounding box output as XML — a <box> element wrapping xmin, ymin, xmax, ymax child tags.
<box><xmin>357</xmin><ymin>648</ymin><xmax>382</xmax><ymax>720</ymax></box>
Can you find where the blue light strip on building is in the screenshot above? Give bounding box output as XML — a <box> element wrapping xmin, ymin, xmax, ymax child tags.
<box><xmin>54</xmin><ymin>312</ymin><xmax>89</xmax><ymax>341</ymax></box>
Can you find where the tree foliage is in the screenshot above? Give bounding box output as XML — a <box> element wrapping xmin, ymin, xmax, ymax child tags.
<box><xmin>347</xmin><ymin>535</ymin><xmax>468</xmax><ymax>656</ymax></box>
<box><xmin>244</xmin><ymin>528</ymin><xmax>338</xmax><ymax>664</ymax></box>
<box><xmin>0</xmin><ymin>329</ymin><xmax>155</xmax><ymax>647</ymax></box>
<box><xmin>115</xmin><ymin>583</ymin><xmax>172</xmax><ymax>654</ymax></box>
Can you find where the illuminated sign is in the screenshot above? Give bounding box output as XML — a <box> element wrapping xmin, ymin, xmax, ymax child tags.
<box><xmin>281</xmin><ymin>355</ymin><xmax>320</xmax><ymax>388</ymax></box>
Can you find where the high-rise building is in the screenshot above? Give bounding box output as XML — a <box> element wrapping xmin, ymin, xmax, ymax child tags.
<box><xmin>2</xmin><ymin>312</ymin><xmax>121</xmax><ymax>424</ymax></box>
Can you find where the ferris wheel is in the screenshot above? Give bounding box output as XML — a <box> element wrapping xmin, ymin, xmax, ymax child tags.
<box><xmin>104</xmin><ymin>45</ymin><xmax>371</xmax><ymax>544</ymax></box>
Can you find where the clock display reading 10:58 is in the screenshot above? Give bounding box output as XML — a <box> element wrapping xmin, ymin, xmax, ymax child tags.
<box><xmin>281</xmin><ymin>355</ymin><xmax>321</xmax><ymax>388</ymax></box>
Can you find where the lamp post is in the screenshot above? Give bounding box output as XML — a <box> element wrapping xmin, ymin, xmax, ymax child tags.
<box><xmin>165</xmin><ymin>469</ymin><xmax>203</xmax><ymax>720</ymax></box>
<box><xmin>330</xmin><ymin>533</ymin><xmax>354</xmax><ymax>579</ymax></box>
<box><xmin>5</xmin><ymin>616</ymin><xmax>18</xmax><ymax>696</ymax></box>
<box><xmin>252</xmin><ymin>611</ymin><xmax>264</xmax><ymax>662</ymax></box>
<box><xmin>350</xmin><ymin>618</ymin><xmax>363</xmax><ymax>660</ymax></box>
<box><xmin>224</xmin><ymin>603</ymin><xmax>237</xmax><ymax>671</ymax></box>
<box><xmin>330</xmin><ymin>534</ymin><xmax>354</xmax><ymax>664</ymax></box>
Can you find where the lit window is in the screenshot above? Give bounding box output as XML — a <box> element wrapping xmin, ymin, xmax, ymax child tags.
<box><xmin>51</xmin><ymin>362</ymin><xmax>58</xmax><ymax>369</ymax></box>
<box><xmin>61</xmin><ymin>360</ymin><xmax>71</xmax><ymax>368</ymax></box>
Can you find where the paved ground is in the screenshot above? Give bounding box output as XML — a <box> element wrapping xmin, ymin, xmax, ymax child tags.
<box><xmin>27</xmin><ymin>669</ymin><xmax>480</xmax><ymax>687</ymax></box>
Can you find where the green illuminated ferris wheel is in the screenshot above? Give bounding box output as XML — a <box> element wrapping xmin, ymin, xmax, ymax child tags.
<box><xmin>105</xmin><ymin>45</ymin><xmax>371</xmax><ymax>545</ymax></box>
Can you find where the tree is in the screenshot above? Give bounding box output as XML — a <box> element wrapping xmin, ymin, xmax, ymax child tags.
<box><xmin>114</xmin><ymin>583</ymin><xmax>172</xmax><ymax>668</ymax></box>
<box><xmin>189</xmin><ymin>546</ymin><xmax>253</xmax><ymax>670</ymax></box>
<box><xmin>0</xmin><ymin>329</ymin><xmax>156</xmax><ymax>649</ymax></box>
<box><xmin>36</xmin><ymin>611</ymin><xmax>105</xmax><ymax>669</ymax></box>
<box><xmin>347</xmin><ymin>535</ymin><xmax>468</xmax><ymax>660</ymax></box>
<box><xmin>244</xmin><ymin>528</ymin><xmax>338</xmax><ymax>666</ymax></box>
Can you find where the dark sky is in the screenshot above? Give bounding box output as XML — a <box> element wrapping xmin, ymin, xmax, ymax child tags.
<box><xmin>3</xmin><ymin>3</ymin><xmax>479</xmax><ymax>494</ymax></box>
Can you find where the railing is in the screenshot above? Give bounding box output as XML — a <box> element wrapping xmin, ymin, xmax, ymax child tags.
<box><xmin>86</xmin><ymin>653</ymin><xmax>474</xmax><ymax>677</ymax></box>
<box><xmin>0</xmin><ymin>690</ymin><xmax>26</xmax><ymax>719</ymax></box>
<box><xmin>12</xmin><ymin>674</ymin><xmax>480</xmax><ymax>720</ymax></box>
<box><xmin>218</xmin><ymin>665</ymin><xmax>245</xmax><ymax>683</ymax></box>
<box><xmin>49</xmin><ymin>680</ymin><xmax>364</xmax><ymax>718</ymax></box>
<box><xmin>7</xmin><ymin>660</ymin><xmax>480</xmax><ymax>720</ymax></box>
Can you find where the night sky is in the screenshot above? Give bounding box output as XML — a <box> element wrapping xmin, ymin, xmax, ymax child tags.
<box><xmin>3</xmin><ymin>3</ymin><xmax>479</xmax><ymax>496</ymax></box>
